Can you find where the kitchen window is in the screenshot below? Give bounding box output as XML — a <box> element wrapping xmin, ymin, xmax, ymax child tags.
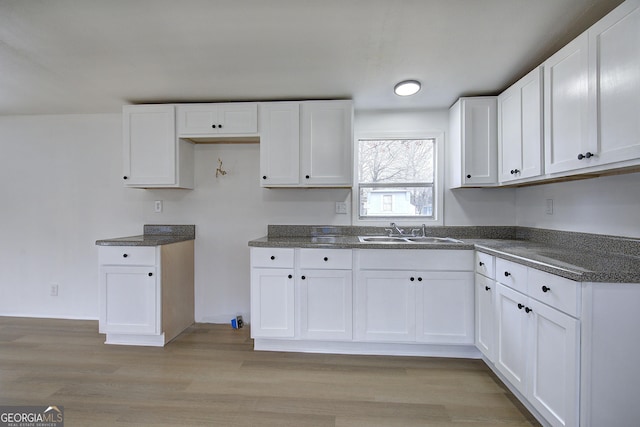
<box><xmin>356</xmin><ymin>137</ymin><xmax>439</xmax><ymax>222</ymax></box>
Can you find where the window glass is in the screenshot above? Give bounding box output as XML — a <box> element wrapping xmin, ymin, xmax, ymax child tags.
<box><xmin>357</xmin><ymin>138</ymin><xmax>436</xmax><ymax>219</ymax></box>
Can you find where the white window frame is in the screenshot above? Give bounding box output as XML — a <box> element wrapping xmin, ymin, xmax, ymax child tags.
<box><xmin>352</xmin><ymin>131</ymin><xmax>444</xmax><ymax>226</ymax></box>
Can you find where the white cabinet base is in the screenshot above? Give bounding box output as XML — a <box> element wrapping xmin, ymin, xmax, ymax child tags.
<box><xmin>104</xmin><ymin>332</ymin><xmax>166</xmax><ymax>347</ymax></box>
<box><xmin>254</xmin><ymin>338</ymin><xmax>481</xmax><ymax>358</ymax></box>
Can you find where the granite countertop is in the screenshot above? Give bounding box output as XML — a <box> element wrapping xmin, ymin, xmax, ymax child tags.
<box><xmin>248</xmin><ymin>226</ymin><xmax>640</xmax><ymax>283</ymax></box>
<box><xmin>96</xmin><ymin>225</ymin><xmax>195</xmax><ymax>247</ymax></box>
<box><xmin>248</xmin><ymin>235</ymin><xmax>475</xmax><ymax>250</ymax></box>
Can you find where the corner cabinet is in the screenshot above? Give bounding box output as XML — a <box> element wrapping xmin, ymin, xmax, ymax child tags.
<box><xmin>448</xmin><ymin>97</ymin><xmax>498</xmax><ymax>188</ymax></box>
<box><xmin>259</xmin><ymin>100</ymin><xmax>353</xmax><ymax>187</ymax></box>
<box><xmin>498</xmin><ymin>67</ymin><xmax>543</xmax><ymax>184</ymax></box>
<box><xmin>98</xmin><ymin>241</ymin><xmax>194</xmax><ymax>346</ymax></box>
<box><xmin>123</xmin><ymin>105</ymin><xmax>194</xmax><ymax>189</ymax></box>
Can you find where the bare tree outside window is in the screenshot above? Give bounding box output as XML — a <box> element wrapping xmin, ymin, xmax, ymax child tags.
<box><xmin>358</xmin><ymin>139</ymin><xmax>435</xmax><ymax>218</ymax></box>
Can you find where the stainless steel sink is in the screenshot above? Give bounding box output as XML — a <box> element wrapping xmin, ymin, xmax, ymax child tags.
<box><xmin>358</xmin><ymin>236</ymin><xmax>408</xmax><ymax>243</ymax></box>
<box><xmin>405</xmin><ymin>237</ymin><xmax>463</xmax><ymax>243</ymax></box>
<box><xmin>357</xmin><ymin>236</ymin><xmax>463</xmax><ymax>244</ymax></box>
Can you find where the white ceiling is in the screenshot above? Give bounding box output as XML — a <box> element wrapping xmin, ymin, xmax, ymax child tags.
<box><xmin>0</xmin><ymin>0</ymin><xmax>624</xmax><ymax>115</ymax></box>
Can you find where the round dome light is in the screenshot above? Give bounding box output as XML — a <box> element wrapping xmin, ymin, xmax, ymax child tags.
<box><xmin>394</xmin><ymin>80</ymin><xmax>421</xmax><ymax>96</ymax></box>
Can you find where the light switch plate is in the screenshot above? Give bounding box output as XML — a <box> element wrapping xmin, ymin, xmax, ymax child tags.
<box><xmin>154</xmin><ymin>200</ymin><xmax>163</xmax><ymax>213</ymax></box>
<box><xmin>335</xmin><ymin>202</ymin><xmax>347</xmax><ymax>214</ymax></box>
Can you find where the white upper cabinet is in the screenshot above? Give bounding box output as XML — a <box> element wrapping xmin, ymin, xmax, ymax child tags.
<box><xmin>123</xmin><ymin>104</ymin><xmax>194</xmax><ymax>189</ymax></box>
<box><xmin>544</xmin><ymin>33</ymin><xmax>590</xmax><ymax>175</ymax></box>
<box><xmin>260</xmin><ymin>100</ymin><xmax>353</xmax><ymax>187</ymax></box>
<box><xmin>448</xmin><ymin>97</ymin><xmax>498</xmax><ymax>188</ymax></box>
<box><xmin>587</xmin><ymin>0</ymin><xmax>640</xmax><ymax>167</ymax></box>
<box><xmin>300</xmin><ymin>100</ymin><xmax>353</xmax><ymax>187</ymax></box>
<box><xmin>498</xmin><ymin>67</ymin><xmax>543</xmax><ymax>183</ymax></box>
<box><xmin>259</xmin><ymin>102</ymin><xmax>300</xmax><ymax>186</ymax></box>
<box><xmin>544</xmin><ymin>0</ymin><xmax>640</xmax><ymax>176</ymax></box>
<box><xmin>177</xmin><ymin>103</ymin><xmax>258</xmax><ymax>138</ymax></box>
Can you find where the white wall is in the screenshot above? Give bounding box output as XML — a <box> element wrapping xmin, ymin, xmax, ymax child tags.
<box><xmin>0</xmin><ymin>114</ymin><xmax>350</xmax><ymax>322</ymax></box>
<box><xmin>515</xmin><ymin>172</ymin><xmax>640</xmax><ymax>238</ymax></box>
<box><xmin>2</xmin><ymin>111</ymin><xmax>638</xmax><ymax>322</ymax></box>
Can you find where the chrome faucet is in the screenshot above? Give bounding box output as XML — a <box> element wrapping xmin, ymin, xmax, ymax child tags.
<box><xmin>386</xmin><ymin>222</ymin><xmax>406</xmax><ymax>237</ymax></box>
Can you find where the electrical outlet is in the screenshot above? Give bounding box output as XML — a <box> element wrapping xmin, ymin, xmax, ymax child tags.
<box><xmin>50</xmin><ymin>284</ymin><xmax>59</xmax><ymax>297</ymax></box>
<box><xmin>546</xmin><ymin>199</ymin><xmax>554</xmax><ymax>215</ymax></box>
<box><xmin>335</xmin><ymin>202</ymin><xmax>347</xmax><ymax>214</ymax></box>
<box><xmin>154</xmin><ymin>200</ymin><xmax>163</xmax><ymax>213</ymax></box>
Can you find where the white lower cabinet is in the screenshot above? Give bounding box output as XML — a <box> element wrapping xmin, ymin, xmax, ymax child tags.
<box><xmin>250</xmin><ymin>248</ymin><xmax>295</xmax><ymax>338</ymax></box>
<box><xmin>250</xmin><ymin>247</ymin><xmax>476</xmax><ymax>355</ymax></box>
<box><xmin>475</xmin><ymin>273</ymin><xmax>496</xmax><ymax>361</ymax></box>
<box><xmin>495</xmin><ymin>283</ymin><xmax>579</xmax><ymax>427</ymax></box>
<box><xmin>528</xmin><ymin>298</ymin><xmax>579</xmax><ymax>427</ymax></box>
<box><xmin>299</xmin><ymin>268</ymin><xmax>352</xmax><ymax>340</ymax></box>
<box><xmin>416</xmin><ymin>272</ymin><xmax>474</xmax><ymax>344</ymax></box>
<box><xmin>98</xmin><ymin>241</ymin><xmax>194</xmax><ymax>347</ymax></box>
<box><xmin>354</xmin><ymin>250</ymin><xmax>475</xmax><ymax>344</ymax></box>
<box><xmin>355</xmin><ymin>270</ymin><xmax>416</xmax><ymax>342</ymax></box>
<box><xmin>100</xmin><ymin>265</ymin><xmax>159</xmax><ymax>335</ymax></box>
<box><xmin>250</xmin><ymin>267</ymin><xmax>295</xmax><ymax>338</ymax></box>
<box><xmin>495</xmin><ymin>283</ymin><xmax>530</xmax><ymax>394</ymax></box>
<box><xmin>489</xmin><ymin>258</ymin><xmax>581</xmax><ymax>427</ymax></box>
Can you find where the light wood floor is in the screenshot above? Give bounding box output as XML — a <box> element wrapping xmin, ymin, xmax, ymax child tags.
<box><xmin>0</xmin><ymin>317</ymin><xmax>540</xmax><ymax>426</ymax></box>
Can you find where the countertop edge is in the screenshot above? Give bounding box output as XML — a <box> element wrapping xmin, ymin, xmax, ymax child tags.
<box><xmin>95</xmin><ymin>235</ymin><xmax>195</xmax><ymax>247</ymax></box>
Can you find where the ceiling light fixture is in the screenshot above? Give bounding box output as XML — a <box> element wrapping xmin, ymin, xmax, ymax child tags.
<box><xmin>394</xmin><ymin>80</ymin><xmax>421</xmax><ymax>96</ymax></box>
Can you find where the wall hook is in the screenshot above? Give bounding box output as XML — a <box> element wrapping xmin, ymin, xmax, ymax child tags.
<box><xmin>216</xmin><ymin>158</ymin><xmax>227</xmax><ymax>178</ymax></box>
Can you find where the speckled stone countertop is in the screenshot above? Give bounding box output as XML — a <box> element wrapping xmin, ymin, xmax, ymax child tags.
<box><xmin>249</xmin><ymin>225</ymin><xmax>640</xmax><ymax>283</ymax></box>
<box><xmin>96</xmin><ymin>225</ymin><xmax>195</xmax><ymax>247</ymax></box>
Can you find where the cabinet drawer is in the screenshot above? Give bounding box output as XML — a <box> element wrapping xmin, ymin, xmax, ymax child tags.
<box><xmin>99</xmin><ymin>246</ymin><xmax>157</xmax><ymax>266</ymax></box>
<box><xmin>476</xmin><ymin>252</ymin><xmax>495</xmax><ymax>279</ymax></box>
<box><xmin>528</xmin><ymin>268</ymin><xmax>580</xmax><ymax>317</ymax></box>
<box><xmin>495</xmin><ymin>258</ymin><xmax>528</xmax><ymax>293</ymax></box>
<box><xmin>251</xmin><ymin>247</ymin><xmax>294</xmax><ymax>268</ymax></box>
<box><xmin>299</xmin><ymin>248</ymin><xmax>352</xmax><ymax>270</ymax></box>
<box><xmin>358</xmin><ymin>249</ymin><xmax>473</xmax><ymax>271</ymax></box>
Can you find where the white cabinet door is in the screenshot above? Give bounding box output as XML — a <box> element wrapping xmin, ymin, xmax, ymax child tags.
<box><xmin>123</xmin><ymin>104</ymin><xmax>190</xmax><ymax>188</ymax></box>
<box><xmin>448</xmin><ymin>97</ymin><xmax>498</xmax><ymax>187</ymax></box>
<box><xmin>177</xmin><ymin>103</ymin><xmax>258</xmax><ymax>136</ymax></box>
<box><xmin>499</xmin><ymin>67</ymin><xmax>543</xmax><ymax>183</ymax></box>
<box><xmin>498</xmin><ymin>84</ymin><xmax>522</xmax><ymax>182</ymax></box>
<box><xmin>462</xmin><ymin>98</ymin><xmax>498</xmax><ymax>186</ymax></box>
<box><xmin>355</xmin><ymin>270</ymin><xmax>416</xmax><ymax>342</ymax></box>
<box><xmin>475</xmin><ymin>273</ymin><xmax>496</xmax><ymax>362</ymax></box>
<box><xmin>250</xmin><ymin>268</ymin><xmax>295</xmax><ymax>338</ymax></box>
<box><xmin>544</xmin><ymin>33</ymin><xmax>591</xmax><ymax>174</ymax></box>
<box><xmin>259</xmin><ymin>102</ymin><xmax>300</xmax><ymax>186</ymax></box>
<box><xmin>99</xmin><ymin>266</ymin><xmax>158</xmax><ymax>335</ymax></box>
<box><xmin>299</xmin><ymin>269</ymin><xmax>352</xmax><ymax>341</ymax></box>
<box><xmin>300</xmin><ymin>100</ymin><xmax>353</xmax><ymax>186</ymax></box>
<box><xmin>416</xmin><ymin>271</ymin><xmax>474</xmax><ymax>344</ymax></box>
<box><xmin>528</xmin><ymin>299</ymin><xmax>580</xmax><ymax>427</ymax></box>
<box><xmin>588</xmin><ymin>0</ymin><xmax>640</xmax><ymax>167</ymax></box>
<box><xmin>495</xmin><ymin>283</ymin><xmax>530</xmax><ymax>395</ymax></box>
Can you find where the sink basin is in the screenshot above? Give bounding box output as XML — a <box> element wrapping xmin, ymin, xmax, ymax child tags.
<box><xmin>358</xmin><ymin>236</ymin><xmax>408</xmax><ymax>243</ymax></box>
<box><xmin>405</xmin><ymin>237</ymin><xmax>463</xmax><ymax>244</ymax></box>
<box><xmin>357</xmin><ymin>236</ymin><xmax>463</xmax><ymax>244</ymax></box>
